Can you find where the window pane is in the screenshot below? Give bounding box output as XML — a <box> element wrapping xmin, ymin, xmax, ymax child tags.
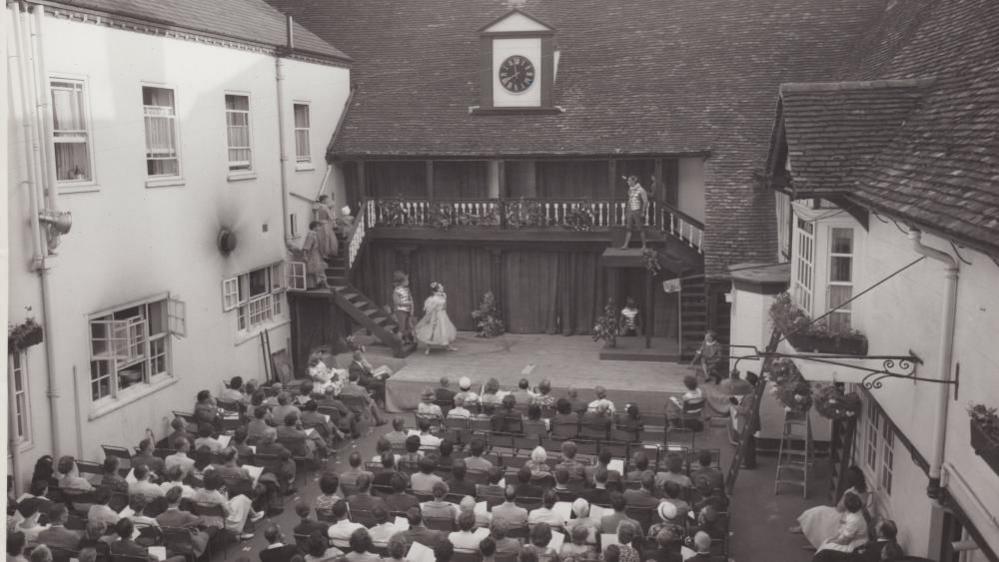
<box><xmin>225</xmin><ymin>94</ymin><xmax>249</xmax><ymax>111</ymax></box>
<box><xmin>831</xmin><ymin>228</ymin><xmax>853</xmax><ymax>254</ymax></box>
<box><xmin>144</xmin><ymin>87</ymin><xmax>175</xmax><ymax>108</ymax></box>
<box><xmin>830</xmin><ymin>256</ymin><xmax>852</xmax><ymax>283</ymax></box>
<box><xmin>294</xmin><ymin>104</ymin><xmax>310</xmax><ymax>127</ymax></box>
<box><xmin>148</xmin><ymin>301</ymin><xmax>167</xmax><ymax>335</ymax></box>
<box><xmin>54</xmin><ymin>142</ymin><xmax>91</xmax><ymax>181</ymax></box>
<box><xmin>148</xmin><ymin>159</ymin><xmax>179</xmax><ymax>177</ymax></box>
<box><xmin>295</xmin><ymin>130</ymin><xmax>310</xmax><ymax>160</ymax></box>
<box><xmin>249</xmin><ymin>268</ymin><xmax>269</xmax><ymax>297</ymax></box>
<box><xmin>143</xmin><ymin>87</ymin><xmax>179</xmax><ymax>177</ymax></box>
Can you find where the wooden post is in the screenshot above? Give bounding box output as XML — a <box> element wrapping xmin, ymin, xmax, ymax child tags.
<box><xmin>356</xmin><ymin>160</ymin><xmax>367</xmax><ymax>201</ymax></box>
<box><xmin>490</xmin><ymin>248</ymin><xmax>505</xmax><ymax>328</ymax></box>
<box><xmin>608</xmin><ymin>159</ymin><xmax>618</xmax><ymax>198</ymax></box>
<box><xmin>654</xmin><ymin>158</ymin><xmax>665</xmax><ymax>201</ymax></box>
<box><xmin>426</xmin><ymin>160</ymin><xmax>435</xmax><ymax>201</ymax></box>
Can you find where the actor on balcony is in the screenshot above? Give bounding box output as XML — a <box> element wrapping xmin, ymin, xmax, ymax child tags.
<box><xmin>415</xmin><ymin>282</ymin><xmax>458</xmax><ymax>355</ymax></box>
<box><xmin>620</xmin><ymin>175</ymin><xmax>649</xmax><ymax>250</ymax></box>
<box><xmin>392</xmin><ymin>271</ymin><xmax>415</xmax><ymax>345</ymax></box>
<box><xmin>302</xmin><ymin>221</ymin><xmax>329</xmax><ymax>290</ymax></box>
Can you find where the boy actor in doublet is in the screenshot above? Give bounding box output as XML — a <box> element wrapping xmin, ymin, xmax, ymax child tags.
<box><xmin>392</xmin><ymin>271</ymin><xmax>415</xmax><ymax>344</ymax></box>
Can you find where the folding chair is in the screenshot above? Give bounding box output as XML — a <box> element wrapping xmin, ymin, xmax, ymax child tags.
<box><xmin>639</xmin><ymin>425</ymin><xmax>667</xmax><ymax>446</ymax></box>
<box><xmin>666</xmin><ymin>426</ymin><xmax>696</xmax><ymax>450</ymax></box>
<box><xmin>76</xmin><ymin>460</ymin><xmax>103</xmax><ymax>479</ymax></box>
<box><xmin>575</xmin><ymin>439</ymin><xmax>600</xmax><ymax>457</ymax></box>
<box><xmin>513</xmin><ymin>435</ymin><xmax>541</xmax><ymax>453</ymax></box>
<box><xmin>48</xmin><ymin>547</ymin><xmax>79</xmax><ymax>562</ymax></box>
<box><xmin>515</xmin><ymin>496</ymin><xmax>543</xmax><ymax>511</ymax></box>
<box><xmin>452</xmin><ymin>549</ymin><xmax>480</xmax><ymax>562</ymax></box>
<box><xmin>136</xmin><ymin>524</ymin><xmax>164</xmax><ymax>547</ymax></box>
<box><xmin>161</xmin><ymin>526</ymin><xmax>200</xmax><ymax>562</ymax></box>
<box><xmin>506</xmin><ymin>525</ymin><xmax>530</xmax><ymax>540</ymax></box>
<box><xmin>601</xmin><ymin>440</ymin><xmax>630</xmax><ymax>460</ymax></box>
<box><xmin>349</xmin><ymin>508</ymin><xmax>377</xmax><ymax>527</ymax></box>
<box><xmin>190</xmin><ymin>502</ymin><xmax>233</xmax><ymax>559</ymax></box>
<box><xmin>610</xmin><ymin>427</ymin><xmax>639</xmax><ymax>443</ymax></box>
<box><xmin>469</xmin><ymin>418</ymin><xmax>493</xmax><ymax>434</ymax></box>
<box><xmin>490</xmin><ymin>432</ymin><xmax>517</xmax><ymax>453</ymax></box>
<box><xmin>424</xmin><ymin>515</ymin><xmax>454</xmax><ymax>532</ymax></box>
<box><xmin>551</xmin><ymin>421</ymin><xmax>579</xmax><ymax>440</ymax></box>
<box><xmin>541</xmin><ymin>437</ymin><xmax>565</xmax><ymax>454</ymax></box>
<box><xmin>501</xmin><ymin>455</ymin><xmax>528</xmax><ymax>469</ymax></box>
<box><xmin>578</xmin><ymin>423</ymin><xmax>609</xmax><ymax>441</ymax></box>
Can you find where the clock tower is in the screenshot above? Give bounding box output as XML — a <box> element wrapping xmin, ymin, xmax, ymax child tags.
<box><xmin>477</xmin><ymin>9</ymin><xmax>557</xmax><ymax>111</ymax></box>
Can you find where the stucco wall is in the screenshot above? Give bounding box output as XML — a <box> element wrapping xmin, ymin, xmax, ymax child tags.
<box><xmin>6</xmin><ymin>12</ymin><xmax>349</xmax><ymax>484</ymax></box>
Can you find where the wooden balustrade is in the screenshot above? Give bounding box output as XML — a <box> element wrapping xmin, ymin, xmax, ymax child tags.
<box><xmin>367</xmin><ymin>197</ymin><xmax>704</xmax><ymax>253</ymax></box>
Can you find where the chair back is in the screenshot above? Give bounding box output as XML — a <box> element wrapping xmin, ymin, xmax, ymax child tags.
<box><xmin>575</xmin><ymin>440</ymin><xmax>599</xmax><ymax>457</ymax></box>
<box><xmin>76</xmin><ymin>460</ymin><xmax>103</xmax><ymax>477</ymax></box>
<box><xmin>601</xmin><ymin>440</ymin><xmax>629</xmax><ymax>459</ymax></box>
<box><xmin>424</xmin><ymin>515</ymin><xmax>454</xmax><ymax>532</ymax></box>
<box><xmin>578</xmin><ymin>423</ymin><xmax>608</xmax><ymax>441</ymax></box>
<box><xmin>48</xmin><ymin>547</ymin><xmax>79</xmax><ymax>562</ymax></box>
<box><xmin>350</xmin><ymin>508</ymin><xmax>377</xmax><ymax>527</ymax></box>
<box><xmin>469</xmin><ymin>418</ymin><xmax>492</xmax><ymax>433</ymax></box>
<box><xmin>514</xmin><ymin>435</ymin><xmax>541</xmax><ymax>452</ymax></box>
<box><xmin>506</xmin><ymin>525</ymin><xmax>530</xmax><ymax>539</ymax></box>
<box><xmin>515</xmin><ymin>496</ymin><xmax>543</xmax><ymax>511</ymax></box>
<box><xmin>161</xmin><ymin>526</ymin><xmax>197</xmax><ymax>554</ymax></box>
<box><xmin>624</xmin><ymin>506</ymin><xmax>656</xmax><ymax>534</ymax></box>
<box><xmin>191</xmin><ymin>501</ymin><xmax>226</xmax><ymax>519</ymax></box>
<box><xmin>135</xmin><ymin>524</ymin><xmax>164</xmax><ymax>547</ymax></box>
<box><xmin>551</xmin><ymin>422</ymin><xmax>579</xmax><ymax>440</ymax></box>
<box><xmin>465</xmin><ymin>470</ymin><xmax>489</xmax><ymax>485</ymax></box>
<box><xmin>111</xmin><ymin>555</ymin><xmax>148</xmax><ymax>562</ymax></box>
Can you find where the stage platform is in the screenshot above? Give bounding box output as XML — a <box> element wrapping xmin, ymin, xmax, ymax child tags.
<box><xmin>365</xmin><ymin>332</ymin><xmax>692</xmax><ymax>415</ymax></box>
<box><xmin>599</xmin><ymin>336</ymin><xmax>681</xmax><ymax>362</ymax></box>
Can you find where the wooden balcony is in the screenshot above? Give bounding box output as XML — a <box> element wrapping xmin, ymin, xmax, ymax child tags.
<box><xmin>355</xmin><ymin>197</ymin><xmax>705</xmax><ymax>254</ymax></box>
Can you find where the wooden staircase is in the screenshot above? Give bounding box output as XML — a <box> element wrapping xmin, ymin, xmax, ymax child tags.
<box><xmin>325</xmin><ymin>231</ymin><xmax>415</xmax><ymax>358</ymax></box>
<box><xmin>680</xmin><ymin>275</ymin><xmax>707</xmax><ymax>360</ymax></box>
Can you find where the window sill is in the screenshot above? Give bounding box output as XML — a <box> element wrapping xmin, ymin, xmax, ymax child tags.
<box><xmin>234</xmin><ymin>318</ymin><xmax>290</xmax><ymax>346</ymax></box>
<box><xmin>295</xmin><ymin>163</ymin><xmax>316</xmax><ymax>172</ymax></box>
<box><xmin>146</xmin><ymin>177</ymin><xmax>186</xmax><ymax>189</ymax></box>
<box><xmin>227</xmin><ymin>171</ymin><xmax>258</xmax><ymax>182</ymax></box>
<box><xmin>88</xmin><ymin>376</ymin><xmax>178</xmax><ymax>421</ymax></box>
<box><xmin>57</xmin><ymin>182</ymin><xmax>100</xmax><ymax>195</ymax></box>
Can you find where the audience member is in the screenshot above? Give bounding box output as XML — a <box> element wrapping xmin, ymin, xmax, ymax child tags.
<box><xmin>479</xmin><ymin>536</ymin><xmax>497</xmax><ymax>562</ymax></box>
<box><xmin>528</xmin><ymin>489</ymin><xmax>566</xmax><ymax>528</ymax></box>
<box><xmin>523</xmin><ymin>524</ymin><xmax>558</xmax><ymax>562</ymax></box>
<box><xmin>7</xmin><ymin>531</ymin><xmax>27</xmax><ymax>562</ymax></box>
<box><xmin>624</xmin><ymin>471</ymin><xmax>661</xmax><ymax>509</ymax></box>
<box><xmin>382</xmin><ymin>535</ymin><xmax>408</xmax><ymax>562</ymax></box>
<box><xmin>410</xmin><ymin>456</ymin><xmax>445</xmax><ymax>494</ymax></box>
<box><xmin>421</xmin><ymin>482</ymin><xmax>459</xmax><ymax>520</ymax></box>
<box><xmin>86</xmin><ymin>488</ymin><xmax>119</xmax><ymax>526</ymax></box>
<box><xmin>615</xmin><ymin>521</ymin><xmax>643</xmax><ymax>562</ymax></box>
<box><xmin>448</xmin><ymin>460</ymin><xmax>478</xmax><ymax>497</ymax></box>
<box><xmin>601</xmin><ymin>492</ymin><xmax>640</xmax><ymax>533</ymax></box>
<box><xmin>131</xmin><ymin>438</ymin><xmax>165</xmax><ymax>476</ymax></box>
<box><xmin>128</xmin><ymin>465</ymin><xmax>165</xmax><ymax>500</ymax></box>
<box><xmin>581</xmin><ymin>467</ymin><xmax>612</xmax><ymax>505</ymax></box>
<box><xmin>433</xmin><ymin>539</ymin><xmax>455</xmax><ymax>562</ymax></box>
<box><xmin>561</xmin><ymin>525</ymin><xmax>596</xmax><ymax>559</ymax></box>
<box><xmin>555</xmin><ymin>441</ymin><xmax>586</xmax><ymax>481</ymax></box>
<box><xmin>56</xmin><ymin>456</ymin><xmax>93</xmax><ymax>493</ymax></box>
<box><xmin>448</xmin><ymin>510</ymin><xmax>482</xmax><ymax>550</ymax></box>
<box><xmin>490</xmin><ymin>521</ymin><xmax>521</xmax><ymax>558</ymax></box>
<box><xmin>384</xmin><ymin>473</ymin><xmax>418</xmax><ymax>513</ymax></box>
<box><xmin>315</xmin><ymin>473</ymin><xmax>342</xmax><ymax>514</ymax></box>
<box><xmin>194</xmin><ymin>423</ymin><xmax>224</xmax><ymax>453</ymax></box>
<box><xmin>418</xmin><ymin>388</ymin><xmax>444</xmax><ymax>419</ymax></box>
<box><xmin>655</xmin><ymin>453</ymin><xmax>693</xmax><ymax>491</ymax></box>
<box><xmin>626</xmin><ymin>452</ymin><xmax>650</xmax><ymax>482</ymax></box>
<box><xmin>531</xmin><ymin>379</ymin><xmax>556</xmax><ymax>409</ymax></box>
<box><xmin>396</xmin><ymin>507</ymin><xmax>446</xmax><ymax>549</ymax></box>
<box><xmin>248</xmin><ymin>406</ymin><xmax>278</xmax><ymax>443</ymax></box>
<box><xmin>348</xmin><ymin>473</ymin><xmax>387</xmax><ymax>514</ymax></box>
<box><xmin>383</xmin><ymin>418</ymin><xmax>408</xmax><ymax>449</ymax></box>
<box><xmin>464</xmin><ymin>438</ymin><xmax>493</xmax><ymax>472</ymax></box>
<box><xmin>345</xmin><ymin>528</ymin><xmax>381</xmax><ymax>561</ymax></box>
<box><xmin>37</xmin><ymin>505</ymin><xmax>81</xmax><ymax>549</ymax></box>
<box><xmin>565</xmin><ymin>387</ymin><xmax>588</xmax><ymax>415</ymax></box>
<box><xmin>690</xmin><ymin>450</ymin><xmax>723</xmax><ymax>491</ymax></box>
<box><xmin>565</xmin><ymin>498</ymin><xmax>599</xmax><ymax>544</ymax></box>
<box><xmin>293</xmin><ymin>502</ymin><xmax>330</xmax><ymax>537</ymax></box>
<box><xmin>447</xmin><ymin>396</ymin><xmax>472</xmax><ymax>420</ymax></box>
<box><xmin>480</xmin><ymin>378</ymin><xmax>503</xmax><ymax>407</ymax></box>
<box><xmin>304</xmin><ymin>531</ymin><xmax>343</xmax><ymax>562</ymax></box>
<box><xmin>339</xmin><ymin>452</ymin><xmax>373</xmax><ymax>494</ymax></box>
<box><xmin>259</xmin><ymin>525</ymin><xmax>298</xmax><ymax>562</ymax></box>
<box><xmin>454</xmin><ymin>377</ymin><xmax>479</xmax><ymax>406</ymax></box>
<box><xmin>326</xmin><ymin>500</ymin><xmax>363</xmax><ymax>546</ymax></box>
<box><xmin>13</xmin><ymin>501</ymin><xmax>49</xmax><ymax>546</ymax></box>
<box><xmin>367</xmin><ymin>506</ymin><xmax>397</xmax><ymax>545</ymax></box>
<box><xmin>156</xmin><ymin>486</ymin><xmax>210</xmax><ymax>558</ymax></box>
<box><xmin>491</xmin><ymin>486</ymin><xmax>527</xmax><ymax>528</ymax></box>
<box><xmin>165</xmin><ymin>438</ymin><xmax>196</xmax><ymax>478</ymax></box>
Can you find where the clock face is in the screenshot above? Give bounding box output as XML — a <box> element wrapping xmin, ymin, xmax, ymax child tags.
<box><xmin>498</xmin><ymin>55</ymin><xmax>536</xmax><ymax>93</ymax></box>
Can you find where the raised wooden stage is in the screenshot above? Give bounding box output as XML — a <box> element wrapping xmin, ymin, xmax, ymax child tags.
<box><xmin>363</xmin><ymin>332</ymin><xmax>691</xmax><ymax>415</ymax></box>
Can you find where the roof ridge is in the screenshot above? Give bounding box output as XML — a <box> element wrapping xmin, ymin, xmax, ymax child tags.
<box><xmin>780</xmin><ymin>78</ymin><xmax>935</xmax><ymax>94</ymax></box>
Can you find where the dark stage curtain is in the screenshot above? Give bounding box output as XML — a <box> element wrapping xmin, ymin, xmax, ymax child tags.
<box><xmin>536</xmin><ymin>160</ymin><xmax>610</xmax><ymax>199</ymax></box>
<box><xmin>408</xmin><ymin>247</ymin><xmax>493</xmax><ymax>332</ymax></box>
<box><xmin>503</xmin><ymin>250</ymin><xmax>600</xmax><ymax>335</ymax></box>
<box><xmin>366</xmin><ymin>161</ymin><xmax>428</xmax><ymax>198</ymax></box>
<box><xmin>603</xmin><ymin>268</ymin><xmax>678</xmax><ymax>338</ymax></box>
<box><xmin>434</xmin><ymin>161</ymin><xmax>488</xmax><ymax>199</ymax></box>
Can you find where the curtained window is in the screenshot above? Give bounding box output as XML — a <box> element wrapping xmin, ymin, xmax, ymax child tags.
<box><xmin>433</xmin><ymin>161</ymin><xmax>488</xmax><ymax>199</ymax></box>
<box><xmin>293</xmin><ymin>103</ymin><xmax>311</xmax><ymax>164</ymax></box>
<box><xmin>143</xmin><ymin>86</ymin><xmax>180</xmax><ymax>177</ymax></box>
<box><xmin>50</xmin><ymin>79</ymin><xmax>93</xmax><ymax>183</ymax></box>
<box><xmin>366</xmin><ymin>161</ymin><xmax>428</xmax><ymax>198</ymax></box>
<box><xmin>225</xmin><ymin>94</ymin><xmax>252</xmax><ymax>171</ymax></box>
<box><xmin>536</xmin><ymin>160</ymin><xmax>610</xmax><ymax>199</ymax></box>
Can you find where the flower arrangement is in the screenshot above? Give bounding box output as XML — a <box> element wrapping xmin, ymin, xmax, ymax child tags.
<box><xmin>562</xmin><ymin>206</ymin><xmax>596</xmax><ymax>232</ymax></box>
<box><xmin>767</xmin><ymin>358</ymin><xmax>812</xmax><ymax>414</ymax></box>
<box><xmin>429</xmin><ymin>203</ymin><xmax>501</xmax><ymax>229</ymax></box>
<box><xmin>813</xmin><ymin>383</ymin><xmax>861</xmax><ymax>421</ymax></box>
<box><xmin>968</xmin><ymin>403</ymin><xmax>999</xmax><ymax>474</ymax></box>
<box><xmin>471</xmin><ymin>291</ymin><xmax>505</xmax><ymax>338</ymax></box>
<box><xmin>642</xmin><ymin>248</ymin><xmax>663</xmax><ymax>277</ymax></box>
<box><xmin>504</xmin><ymin>198</ymin><xmax>544</xmax><ymax>229</ymax></box>
<box><xmin>378</xmin><ymin>198</ymin><xmax>411</xmax><ymax>226</ymax></box>
<box><xmin>8</xmin><ymin>317</ymin><xmax>44</xmax><ymax>351</ymax></box>
<box><xmin>592</xmin><ymin>298</ymin><xmax>619</xmax><ymax>348</ymax></box>
<box><xmin>769</xmin><ymin>292</ymin><xmax>868</xmax><ymax>355</ymax></box>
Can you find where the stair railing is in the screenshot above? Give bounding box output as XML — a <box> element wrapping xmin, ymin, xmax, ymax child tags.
<box><xmin>658</xmin><ymin>203</ymin><xmax>704</xmax><ymax>253</ymax></box>
<box><xmin>346</xmin><ymin>198</ymin><xmax>371</xmax><ymax>271</ymax></box>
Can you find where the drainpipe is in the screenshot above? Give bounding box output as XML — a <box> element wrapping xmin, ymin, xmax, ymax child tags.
<box><xmin>276</xmin><ymin>16</ymin><xmax>293</xmax><ymax>242</ymax></box>
<box><xmin>32</xmin><ymin>5</ymin><xmax>59</xmax><ymax>212</ymax></box>
<box><xmin>909</xmin><ymin>228</ymin><xmax>958</xmax><ymax>499</ymax></box>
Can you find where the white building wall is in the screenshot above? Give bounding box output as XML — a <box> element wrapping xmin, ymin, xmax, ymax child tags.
<box><xmin>6</xmin><ymin>11</ymin><xmax>349</xmax><ymax>484</ymax></box>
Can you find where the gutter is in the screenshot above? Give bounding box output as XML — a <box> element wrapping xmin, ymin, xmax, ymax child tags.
<box><xmin>908</xmin><ymin>228</ymin><xmax>958</xmax><ymax>499</ymax></box>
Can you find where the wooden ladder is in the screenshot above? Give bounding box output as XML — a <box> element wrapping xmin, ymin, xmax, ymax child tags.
<box><xmin>774</xmin><ymin>410</ymin><xmax>813</xmax><ymax>498</ymax></box>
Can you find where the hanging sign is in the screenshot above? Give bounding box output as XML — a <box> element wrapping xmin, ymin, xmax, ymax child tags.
<box><xmin>662</xmin><ymin>278</ymin><xmax>681</xmax><ymax>293</ymax></box>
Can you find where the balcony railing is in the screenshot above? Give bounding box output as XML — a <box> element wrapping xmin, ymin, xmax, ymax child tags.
<box><xmin>368</xmin><ymin>197</ymin><xmax>704</xmax><ymax>253</ymax></box>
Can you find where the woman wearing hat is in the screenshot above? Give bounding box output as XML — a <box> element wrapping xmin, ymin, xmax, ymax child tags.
<box><xmin>454</xmin><ymin>377</ymin><xmax>479</xmax><ymax>407</ymax></box>
<box><xmin>414</xmin><ymin>281</ymin><xmax>458</xmax><ymax>354</ymax></box>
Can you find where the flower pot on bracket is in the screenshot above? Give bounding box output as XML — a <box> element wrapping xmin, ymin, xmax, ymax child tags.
<box><xmin>969</xmin><ymin>420</ymin><xmax>999</xmax><ymax>475</ymax></box>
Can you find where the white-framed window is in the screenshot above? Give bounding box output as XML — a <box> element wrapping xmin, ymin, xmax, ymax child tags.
<box><xmin>223</xmin><ymin>263</ymin><xmax>299</xmax><ymax>333</ymax></box>
<box><xmin>142</xmin><ymin>86</ymin><xmax>180</xmax><ymax>178</ymax></box>
<box><xmin>89</xmin><ymin>295</ymin><xmax>185</xmax><ymax>403</ymax></box>
<box><xmin>828</xmin><ymin>228</ymin><xmax>854</xmax><ymax>331</ymax></box>
<box><xmin>9</xmin><ymin>352</ymin><xmax>31</xmax><ymax>444</ymax></box>
<box><xmin>793</xmin><ymin>217</ymin><xmax>815</xmax><ymax>313</ymax></box>
<box><xmin>293</xmin><ymin>103</ymin><xmax>311</xmax><ymax>164</ymax></box>
<box><xmin>50</xmin><ymin>78</ymin><xmax>94</xmax><ymax>184</ymax></box>
<box><xmin>225</xmin><ymin>94</ymin><xmax>252</xmax><ymax>171</ymax></box>
<box><xmin>880</xmin><ymin>420</ymin><xmax>895</xmax><ymax>495</ymax></box>
<box><xmin>864</xmin><ymin>398</ymin><xmax>880</xmax><ymax>472</ymax></box>
<box><xmin>776</xmin><ymin>191</ymin><xmax>791</xmax><ymax>262</ymax></box>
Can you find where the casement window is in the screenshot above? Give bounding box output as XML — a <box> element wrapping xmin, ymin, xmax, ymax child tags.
<box><xmin>50</xmin><ymin>79</ymin><xmax>94</xmax><ymax>184</ymax></box>
<box><xmin>225</xmin><ymin>94</ymin><xmax>252</xmax><ymax>171</ymax></box>
<box><xmin>89</xmin><ymin>296</ymin><xmax>185</xmax><ymax>402</ymax></box>
<box><xmin>793</xmin><ymin>218</ymin><xmax>815</xmax><ymax>313</ymax></box>
<box><xmin>880</xmin><ymin>420</ymin><xmax>895</xmax><ymax>495</ymax></box>
<box><xmin>293</xmin><ymin>103</ymin><xmax>311</xmax><ymax>164</ymax></box>
<box><xmin>143</xmin><ymin>87</ymin><xmax>180</xmax><ymax>178</ymax></box>
<box><xmin>9</xmin><ymin>352</ymin><xmax>31</xmax><ymax>444</ymax></box>
<box><xmin>222</xmin><ymin>262</ymin><xmax>306</xmax><ymax>332</ymax></box>
<box><xmin>827</xmin><ymin>228</ymin><xmax>854</xmax><ymax>331</ymax></box>
<box><xmin>864</xmin><ymin>397</ymin><xmax>880</xmax><ymax>472</ymax></box>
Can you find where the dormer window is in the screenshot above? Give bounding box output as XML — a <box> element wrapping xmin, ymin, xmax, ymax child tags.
<box><xmin>475</xmin><ymin>9</ymin><xmax>559</xmax><ymax>113</ymax></box>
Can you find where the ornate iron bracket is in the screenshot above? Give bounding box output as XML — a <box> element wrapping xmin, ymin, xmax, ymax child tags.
<box><xmin>725</xmin><ymin>344</ymin><xmax>955</xmax><ymax>393</ymax></box>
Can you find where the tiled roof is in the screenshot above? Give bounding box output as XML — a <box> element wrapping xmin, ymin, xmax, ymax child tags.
<box><xmin>778</xmin><ymin>80</ymin><xmax>929</xmax><ymax>198</ymax></box>
<box><xmin>773</xmin><ymin>0</ymin><xmax>999</xmax><ymax>253</ymax></box>
<box><xmin>44</xmin><ymin>0</ymin><xmax>349</xmax><ymax>62</ymax></box>
<box><xmin>265</xmin><ymin>0</ymin><xmax>883</xmax><ymax>275</ymax></box>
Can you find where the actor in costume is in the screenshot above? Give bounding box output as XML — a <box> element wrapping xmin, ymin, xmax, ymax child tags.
<box><xmin>392</xmin><ymin>271</ymin><xmax>415</xmax><ymax>344</ymax></box>
<box><xmin>619</xmin><ymin>297</ymin><xmax>641</xmax><ymax>337</ymax></box>
<box><xmin>414</xmin><ymin>282</ymin><xmax>458</xmax><ymax>354</ymax></box>
<box><xmin>312</xmin><ymin>195</ymin><xmax>338</xmax><ymax>258</ymax></box>
<box><xmin>620</xmin><ymin>175</ymin><xmax>649</xmax><ymax>249</ymax></box>
<box><xmin>302</xmin><ymin>221</ymin><xmax>328</xmax><ymax>289</ymax></box>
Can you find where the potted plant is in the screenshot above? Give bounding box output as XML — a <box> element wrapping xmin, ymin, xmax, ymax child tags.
<box><xmin>641</xmin><ymin>248</ymin><xmax>663</xmax><ymax>277</ymax></box>
<box><xmin>471</xmin><ymin>291</ymin><xmax>505</xmax><ymax>338</ymax></box>
<box><xmin>592</xmin><ymin>298</ymin><xmax>619</xmax><ymax>348</ymax></box>
<box><xmin>968</xmin><ymin>403</ymin><xmax>999</xmax><ymax>474</ymax></box>
<box><xmin>814</xmin><ymin>383</ymin><xmax>861</xmax><ymax>421</ymax></box>
<box><xmin>769</xmin><ymin>292</ymin><xmax>869</xmax><ymax>356</ymax></box>
<box><xmin>768</xmin><ymin>358</ymin><xmax>813</xmax><ymax>415</ymax></box>
<box><xmin>8</xmin><ymin>317</ymin><xmax>44</xmax><ymax>351</ymax></box>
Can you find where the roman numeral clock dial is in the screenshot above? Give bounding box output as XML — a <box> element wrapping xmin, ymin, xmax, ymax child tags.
<box><xmin>498</xmin><ymin>55</ymin><xmax>536</xmax><ymax>93</ymax></box>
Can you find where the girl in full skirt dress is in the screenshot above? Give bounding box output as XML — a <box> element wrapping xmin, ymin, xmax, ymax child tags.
<box><xmin>414</xmin><ymin>282</ymin><xmax>458</xmax><ymax>354</ymax></box>
<box><xmin>792</xmin><ymin>466</ymin><xmax>871</xmax><ymax>548</ymax></box>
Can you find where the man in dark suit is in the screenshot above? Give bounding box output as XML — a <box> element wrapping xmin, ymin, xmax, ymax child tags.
<box><xmin>156</xmin><ymin>487</ymin><xmax>210</xmax><ymax>559</ymax></box>
<box><xmin>690</xmin><ymin>450</ymin><xmax>724</xmax><ymax>492</ymax></box>
<box><xmin>447</xmin><ymin>460</ymin><xmax>478</xmax><ymax>498</ymax></box>
<box><xmin>36</xmin><ymin>504</ymin><xmax>81</xmax><ymax>549</ymax></box>
<box><xmin>131</xmin><ymin>438</ymin><xmax>166</xmax><ymax>476</ymax></box>
<box><xmin>158</xmin><ymin>417</ymin><xmax>195</xmax><ymax>450</ymax></box>
<box><xmin>347</xmin><ymin>473</ymin><xmax>387</xmax><ymax>514</ymax></box>
<box><xmin>581</xmin><ymin>467</ymin><xmax>612</xmax><ymax>505</ymax></box>
<box><xmin>292</xmin><ymin>502</ymin><xmax>329</xmax><ymax>538</ymax></box>
<box><xmin>383</xmin><ymin>473</ymin><xmax>418</xmax><ymax>513</ymax></box>
<box><xmin>434</xmin><ymin>377</ymin><xmax>455</xmax><ymax>405</ymax></box>
<box><xmin>16</xmin><ymin>480</ymin><xmax>53</xmax><ymax>524</ymax></box>
<box><xmin>513</xmin><ymin>466</ymin><xmax>544</xmax><ymax>499</ymax></box>
<box><xmin>109</xmin><ymin>518</ymin><xmax>185</xmax><ymax>562</ymax></box>
<box><xmin>371</xmin><ymin>453</ymin><xmax>398</xmax><ymax>491</ymax></box>
<box><xmin>398</xmin><ymin>507</ymin><xmax>445</xmax><ymax>549</ymax></box>
<box><xmin>259</xmin><ymin>525</ymin><xmax>299</xmax><ymax>562</ymax></box>
<box><xmin>348</xmin><ymin>350</ymin><xmax>386</xmax><ymax>407</ymax></box>
<box><xmin>623</xmin><ymin>471</ymin><xmax>661</xmax><ymax>509</ymax></box>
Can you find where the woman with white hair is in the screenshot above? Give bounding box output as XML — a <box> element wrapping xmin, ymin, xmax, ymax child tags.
<box><xmin>564</xmin><ymin>498</ymin><xmax>600</xmax><ymax>544</ymax></box>
<box><xmin>524</xmin><ymin>446</ymin><xmax>552</xmax><ymax>477</ymax></box>
<box><xmin>454</xmin><ymin>377</ymin><xmax>479</xmax><ymax>406</ymax></box>
<box><xmin>414</xmin><ymin>281</ymin><xmax>458</xmax><ymax>354</ymax></box>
